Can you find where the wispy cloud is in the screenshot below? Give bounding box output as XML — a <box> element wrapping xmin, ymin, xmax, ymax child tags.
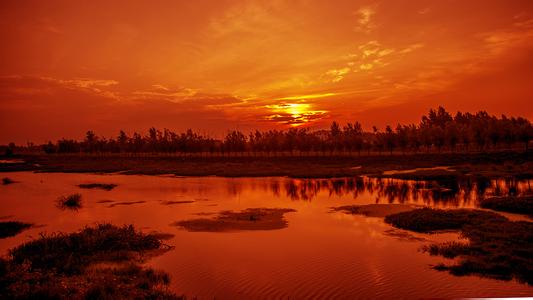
<box><xmin>354</xmin><ymin>6</ymin><xmax>376</xmax><ymax>33</ymax></box>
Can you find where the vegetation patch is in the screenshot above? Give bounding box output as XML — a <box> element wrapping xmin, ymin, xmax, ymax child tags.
<box><xmin>385</xmin><ymin>208</ymin><xmax>533</xmax><ymax>284</ymax></box>
<box><xmin>56</xmin><ymin>193</ymin><xmax>82</xmax><ymax>210</ymax></box>
<box><xmin>78</xmin><ymin>183</ymin><xmax>118</xmax><ymax>191</ymax></box>
<box><xmin>1</xmin><ymin>177</ymin><xmax>16</xmax><ymax>185</ymax></box>
<box><xmin>0</xmin><ymin>221</ymin><xmax>32</xmax><ymax>239</ymax></box>
<box><xmin>0</xmin><ymin>224</ymin><xmax>182</xmax><ymax>299</ymax></box>
<box><xmin>332</xmin><ymin>204</ymin><xmax>417</xmax><ymax>218</ymax></box>
<box><xmin>173</xmin><ymin>208</ymin><xmax>296</xmax><ymax>232</ymax></box>
<box><xmin>480</xmin><ymin>196</ymin><xmax>533</xmax><ymax>217</ymax></box>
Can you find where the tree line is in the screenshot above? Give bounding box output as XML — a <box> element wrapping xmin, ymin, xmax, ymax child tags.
<box><xmin>12</xmin><ymin>107</ymin><xmax>533</xmax><ymax>155</ymax></box>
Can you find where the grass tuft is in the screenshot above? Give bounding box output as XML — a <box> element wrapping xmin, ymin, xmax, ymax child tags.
<box><xmin>56</xmin><ymin>193</ymin><xmax>82</xmax><ymax>210</ymax></box>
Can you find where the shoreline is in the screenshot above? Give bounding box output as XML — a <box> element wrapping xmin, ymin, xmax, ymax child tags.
<box><xmin>1</xmin><ymin>151</ymin><xmax>531</xmax><ymax>179</ymax></box>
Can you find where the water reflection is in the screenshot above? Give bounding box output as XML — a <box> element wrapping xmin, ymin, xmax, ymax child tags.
<box><xmin>2</xmin><ymin>172</ymin><xmax>532</xmax><ymax>298</ymax></box>
<box><xmin>219</xmin><ymin>177</ymin><xmax>532</xmax><ymax>207</ymax></box>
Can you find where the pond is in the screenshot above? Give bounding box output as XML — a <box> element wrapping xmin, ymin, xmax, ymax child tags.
<box><xmin>1</xmin><ymin>172</ymin><xmax>532</xmax><ymax>298</ymax></box>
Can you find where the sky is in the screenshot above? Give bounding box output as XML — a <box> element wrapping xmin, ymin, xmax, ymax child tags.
<box><xmin>1</xmin><ymin>0</ymin><xmax>532</xmax><ymax>144</ymax></box>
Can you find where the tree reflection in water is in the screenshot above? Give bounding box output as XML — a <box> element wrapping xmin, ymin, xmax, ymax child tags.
<box><xmin>224</xmin><ymin>177</ymin><xmax>532</xmax><ymax>207</ymax></box>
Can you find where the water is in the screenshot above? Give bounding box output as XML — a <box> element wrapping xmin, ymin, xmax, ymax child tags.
<box><xmin>1</xmin><ymin>172</ymin><xmax>532</xmax><ymax>299</ymax></box>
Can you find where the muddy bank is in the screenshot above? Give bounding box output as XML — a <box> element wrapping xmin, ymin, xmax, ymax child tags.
<box><xmin>78</xmin><ymin>183</ymin><xmax>117</xmax><ymax>191</ymax></box>
<box><xmin>173</xmin><ymin>208</ymin><xmax>296</xmax><ymax>232</ymax></box>
<box><xmin>331</xmin><ymin>204</ymin><xmax>418</xmax><ymax>217</ymax></box>
<box><xmin>480</xmin><ymin>196</ymin><xmax>533</xmax><ymax>218</ymax></box>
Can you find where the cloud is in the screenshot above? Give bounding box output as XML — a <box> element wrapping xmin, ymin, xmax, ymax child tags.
<box><xmin>324</xmin><ymin>67</ymin><xmax>351</xmax><ymax>82</ymax></box>
<box><xmin>399</xmin><ymin>43</ymin><xmax>424</xmax><ymax>54</ymax></box>
<box><xmin>354</xmin><ymin>6</ymin><xmax>376</xmax><ymax>33</ymax></box>
<box><xmin>264</xmin><ymin>102</ymin><xmax>328</xmax><ymax>126</ymax></box>
<box><xmin>0</xmin><ymin>75</ymin><xmax>244</xmax><ymax>143</ymax></box>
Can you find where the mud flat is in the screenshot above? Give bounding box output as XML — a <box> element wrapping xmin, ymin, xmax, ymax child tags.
<box><xmin>173</xmin><ymin>208</ymin><xmax>296</xmax><ymax>232</ymax></box>
<box><xmin>332</xmin><ymin>203</ymin><xmax>419</xmax><ymax>217</ymax></box>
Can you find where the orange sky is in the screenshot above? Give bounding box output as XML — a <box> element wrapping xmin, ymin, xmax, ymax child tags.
<box><xmin>1</xmin><ymin>0</ymin><xmax>532</xmax><ymax>144</ymax></box>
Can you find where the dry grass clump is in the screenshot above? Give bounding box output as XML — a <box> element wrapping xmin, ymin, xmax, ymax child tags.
<box><xmin>56</xmin><ymin>193</ymin><xmax>82</xmax><ymax>210</ymax></box>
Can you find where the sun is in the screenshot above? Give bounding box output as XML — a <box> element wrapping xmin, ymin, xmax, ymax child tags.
<box><xmin>265</xmin><ymin>102</ymin><xmax>327</xmax><ymax>126</ymax></box>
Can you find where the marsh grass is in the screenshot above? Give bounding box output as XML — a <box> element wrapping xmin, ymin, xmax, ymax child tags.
<box><xmin>78</xmin><ymin>183</ymin><xmax>118</xmax><ymax>191</ymax></box>
<box><xmin>1</xmin><ymin>177</ymin><xmax>15</xmax><ymax>185</ymax></box>
<box><xmin>480</xmin><ymin>196</ymin><xmax>533</xmax><ymax>217</ymax></box>
<box><xmin>0</xmin><ymin>224</ymin><xmax>182</xmax><ymax>299</ymax></box>
<box><xmin>385</xmin><ymin>208</ymin><xmax>533</xmax><ymax>284</ymax></box>
<box><xmin>56</xmin><ymin>193</ymin><xmax>82</xmax><ymax>210</ymax></box>
<box><xmin>9</xmin><ymin>224</ymin><xmax>162</xmax><ymax>274</ymax></box>
<box><xmin>0</xmin><ymin>221</ymin><xmax>32</xmax><ymax>239</ymax></box>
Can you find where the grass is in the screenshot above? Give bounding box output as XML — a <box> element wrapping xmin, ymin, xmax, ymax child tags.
<box><xmin>385</xmin><ymin>208</ymin><xmax>533</xmax><ymax>284</ymax></box>
<box><xmin>0</xmin><ymin>221</ymin><xmax>32</xmax><ymax>239</ymax></box>
<box><xmin>9</xmin><ymin>224</ymin><xmax>162</xmax><ymax>274</ymax></box>
<box><xmin>0</xmin><ymin>224</ymin><xmax>183</xmax><ymax>299</ymax></box>
<box><xmin>174</xmin><ymin>208</ymin><xmax>296</xmax><ymax>232</ymax></box>
<box><xmin>78</xmin><ymin>183</ymin><xmax>118</xmax><ymax>191</ymax></box>
<box><xmin>480</xmin><ymin>196</ymin><xmax>533</xmax><ymax>217</ymax></box>
<box><xmin>56</xmin><ymin>193</ymin><xmax>82</xmax><ymax>210</ymax></box>
<box><xmin>1</xmin><ymin>177</ymin><xmax>15</xmax><ymax>185</ymax></box>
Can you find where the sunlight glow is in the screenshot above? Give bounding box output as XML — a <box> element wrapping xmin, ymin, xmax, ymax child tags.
<box><xmin>277</xmin><ymin>93</ymin><xmax>337</xmax><ymax>101</ymax></box>
<box><xmin>265</xmin><ymin>103</ymin><xmax>328</xmax><ymax>126</ymax></box>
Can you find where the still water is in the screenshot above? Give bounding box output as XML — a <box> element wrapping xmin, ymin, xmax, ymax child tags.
<box><xmin>1</xmin><ymin>172</ymin><xmax>532</xmax><ymax>299</ymax></box>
